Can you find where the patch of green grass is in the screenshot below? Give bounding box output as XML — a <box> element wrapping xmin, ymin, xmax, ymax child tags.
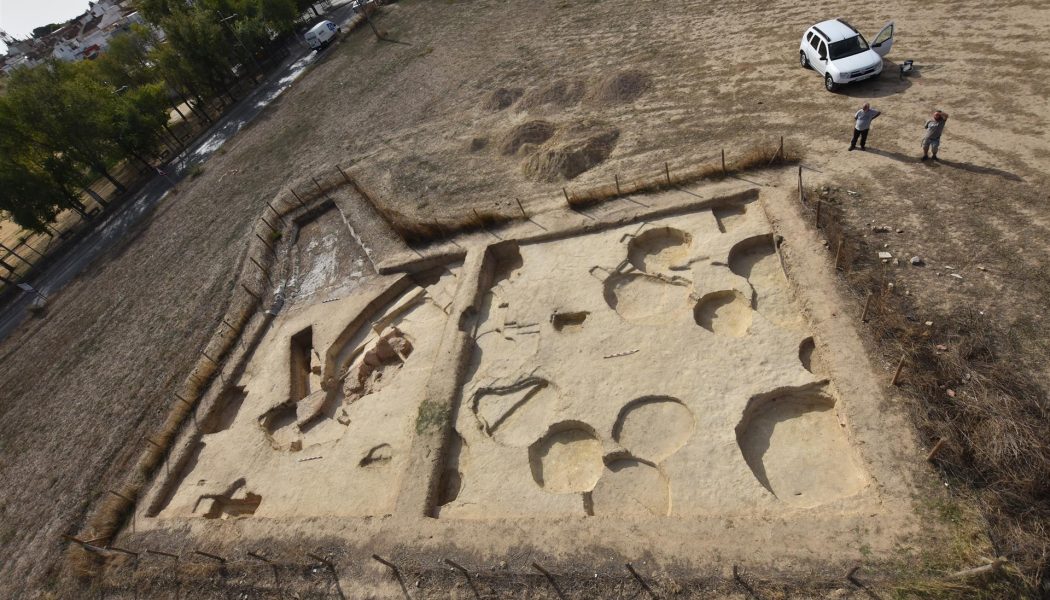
<box><xmin>415</xmin><ymin>400</ymin><xmax>448</xmax><ymax>435</ymax></box>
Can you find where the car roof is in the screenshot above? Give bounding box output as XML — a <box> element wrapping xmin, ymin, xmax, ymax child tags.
<box><xmin>810</xmin><ymin>19</ymin><xmax>860</xmax><ymax>43</ymax></box>
<box><xmin>307</xmin><ymin>21</ymin><xmax>333</xmax><ymax>35</ymax></box>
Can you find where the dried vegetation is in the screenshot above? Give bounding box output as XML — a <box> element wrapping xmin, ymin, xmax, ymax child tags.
<box><xmin>812</xmin><ymin>195</ymin><xmax>1050</xmax><ymax>597</ymax></box>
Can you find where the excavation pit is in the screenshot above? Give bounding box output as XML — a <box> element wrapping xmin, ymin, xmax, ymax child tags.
<box><xmin>131</xmin><ymin>183</ymin><xmax>921</xmax><ymax>577</ymax></box>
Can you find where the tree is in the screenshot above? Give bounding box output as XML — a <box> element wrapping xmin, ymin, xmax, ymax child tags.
<box><xmin>4</xmin><ymin>60</ymin><xmax>128</xmax><ymax>193</ymax></box>
<box><xmin>111</xmin><ymin>82</ymin><xmax>174</xmax><ymax>167</ymax></box>
<box><xmin>0</xmin><ymin>103</ymin><xmax>94</xmax><ymax>229</ymax></box>
<box><xmin>159</xmin><ymin>7</ymin><xmax>239</xmax><ymax>100</ymax></box>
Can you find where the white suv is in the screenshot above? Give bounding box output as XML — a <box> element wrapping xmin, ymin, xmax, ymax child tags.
<box><xmin>800</xmin><ymin>19</ymin><xmax>894</xmax><ymax>92</ymax></box>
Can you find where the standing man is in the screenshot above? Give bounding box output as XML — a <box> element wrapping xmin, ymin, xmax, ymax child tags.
<box><xmin>849</xmin><ymin>102</ymin><xmax>881</xmax><ymax>151</ymax></box>
<box><xmin>921</xmin><ymin>110</ymin><xmax>949</xmax><ymax>161</ymax></box>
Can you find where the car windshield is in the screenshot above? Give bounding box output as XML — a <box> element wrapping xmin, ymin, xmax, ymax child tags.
<box><xmin>828</xmin><ymin>34</ymin><xmax>869</xmax><ymax>60</ymax></box>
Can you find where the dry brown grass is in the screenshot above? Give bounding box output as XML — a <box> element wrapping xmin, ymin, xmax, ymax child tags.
<box><xmin>809</xmin><ymin>194</ymin><xmax>1050</xmax><ymax>597</ymax></box>
<box><xmin>347</xmin><ymin>175</ymin><xmax>516</xmax><ymax>245</ymax></box>
<box><xmin>566</xmin><ymin>141</ymin><xmax>800</xmax><ymax>209</ymax></box>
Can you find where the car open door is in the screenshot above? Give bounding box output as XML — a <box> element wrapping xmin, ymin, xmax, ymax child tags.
<box><xmin>871</xmin><ymin>21</ymin><xmax>894</xmax><ymax>57</ymax></box>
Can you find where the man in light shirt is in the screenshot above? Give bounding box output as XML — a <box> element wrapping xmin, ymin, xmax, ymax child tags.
<box><xmin>849</xmin><ymin>102</ymin><xmax>881</xmax><ymax>151</ymax></box>
<box><xmin>921</xmin><ymin>110</ymin><xmax>949</xmax><ymax>161</ymax></box>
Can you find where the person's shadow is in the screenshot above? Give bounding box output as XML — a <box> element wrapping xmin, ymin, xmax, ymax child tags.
<box><xmin>864</xmin><ymin>148</ymin><xmax>1025</xmax><ymax>181</ymax></box>
<box><xmin>934</xmin><ymin>158</ymin><xmax>1024</xmax><ymax>181</ymax></box>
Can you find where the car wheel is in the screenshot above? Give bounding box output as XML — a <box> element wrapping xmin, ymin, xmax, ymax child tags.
<box><xmin>799</xmin><ymin>51</ymin><xmax>809</xmax><ymax>69</ymax></box>
<box><xmin>824</xmin><ymin>74</ymin><xmax>837</xmax><ymax>92</ymax></box>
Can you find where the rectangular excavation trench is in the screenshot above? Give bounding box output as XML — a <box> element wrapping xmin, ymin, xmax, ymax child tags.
<box><xmin>131</xmin><ymin>184</ymin><xmax>924</xmax><ymax>569</ymax></box>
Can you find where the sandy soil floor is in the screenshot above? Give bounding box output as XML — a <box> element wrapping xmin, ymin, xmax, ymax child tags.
<box><xmin>1</xmin><ymin>0</ymin><xmax>1048</xmax><ymax>595</ymax></box>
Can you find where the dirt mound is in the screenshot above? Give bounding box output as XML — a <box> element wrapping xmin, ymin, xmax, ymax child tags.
<box><xmin>517</xmin><ymin>79</ymin><xmax>586</xmax><ymax>111</ymax></box>
<box><xmin>523</xmin><ymin>126</ymin><xmax>619</xmax><ymax>181</ymax></box>
<box><xmin>586</xmin><ymin>69</ymin><xmax>652</xmax><ymax>105</ymax></box>
<box><xmin>498</xmin><ymin>120</ymin><xmax>557</xmax><ymax>156</ymax></box>
<box><xmin>483</xmin><ymin>87</ymin><xmax>524</xmax><ymax>111</ymax></box>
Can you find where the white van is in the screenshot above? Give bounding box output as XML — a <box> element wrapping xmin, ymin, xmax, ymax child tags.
<box><xmin>304</xmin><ymin>20</ymin><xmax>339</xmax><ymax>51</ymax></box>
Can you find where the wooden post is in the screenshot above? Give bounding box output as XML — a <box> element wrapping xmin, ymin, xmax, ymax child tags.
<box><xmin>615</xmin><ymin>174</ymin><xmax>621</xmax><ymax>195</ymax></box>
<box><xmin>146</xmin><ymin>549</ymin><xmax>179</xmax><ymax>559</ymax></box>
<box><xmin>108</xmin><ymin>490</ymin><xmax>136</xmax><ymax>533</ymax></box>
<box><xmin>266</xmin><ymin>202</ymin><xmax>285</xmax><ymax>223</ymax></box>
<box><xmin>249</xmin><ymin>257</ymin><xmax>272</xmax><ymax>284</ymax></box>
<box><xmin>241</xmin><ymin>283</ymin><xmax>261</xmax><ymax>303</ymax></box>
<box><xmin>291</xmin><ymin>189</ymin><xmax>307</xmax><ymax>208</ymax></box>
<box><xmin>861</xmin><ymin>292</ymin><xmax>874</xmax><ymax>322</ymax></box>
<box><xmin>926</xmin><ymin>438</ymin><xmax>947</xmax><ymax>461</ymax></box>
<box><xmin>255</xmin><ymin>233</ymin><xmax>275</xmax><ymax>254</ymax></box>
<box><xmin>664</xmin><ymin>162</ymin><xmax>671</xmax><ymax>185</ymax></box>
<box><xmin>336</xmin><ymin>165</ymin><xmax>352</xmax><ymax>184</ymax></box>
<box><xmin>259</xmin><ymin>216</ymin><xmax>277</xmax><ymax>234</ymax></box>
<box><xmin>815</xmin><ymin>200</ymin><xmax>822</xmax><ymax>228</ymax></box>
<box><xmin>948</xmin><ymin>559</ymin><xmax>1006</xmax><ymax>580</ymax></box>
<box><xmin>721</xmin><ymin>149</ymin><xmax>727</xmax><ymax>175</ymax></box>
<box><xmin>562</xmin><ymin>188</ymin><xmax>571</xmax><ymax>204</ymax></box>
<box><xmin>311</xmin><ymin>176</ymin><xmax>326</xmax><ymax>197</ymax></box>
<box><xmin>515</xmin><ymin>198</ymin><xmax>526</xmax><ymax>217</ymax></box>
<box><xmin>891</xmin><ymin>352</ymin><xmax>906</xmax><ymax>385</ymax></box>
<box><xmin>833</xmin><ymin>238</ymin><xmax>844</xmax><ymax>269</ymax></box>
<box><xmin>625</xmin><ymin>563</ymin><xmax>656</xmax><ymax>598</ymax></box>
<box><xmin>778</xmin><ymin>136</ymin><xmax>784</xmax><ymax>160</ymax></box>
<box><xmin>798</xmin><ymin>165</ymin><xmax>804</xmax><ymax>205</ymax></box>
<box><xmin>194</xmin><ymin>550</ymin><xmax>227</xmax><ymax>563</ymax></box>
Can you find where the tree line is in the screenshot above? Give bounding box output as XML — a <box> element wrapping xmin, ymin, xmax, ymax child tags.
<box><xmin>0</xmin><ymin>0</ymin><xmax>320</xmax><ymax>233</ymax></box>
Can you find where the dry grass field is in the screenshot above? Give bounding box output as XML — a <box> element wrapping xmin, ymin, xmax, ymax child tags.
<box><xmin>1</xmin><ymin>0</ymin><xmax>1049</xmax><ymax>597</ymax></box>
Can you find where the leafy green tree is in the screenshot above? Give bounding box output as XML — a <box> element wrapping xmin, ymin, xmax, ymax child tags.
<box><xmin>159</xmin><ymin>6</ymin><xmax>240</xmax><ymax>100</ymax></box>
<box><xmin>4</xmin><ymin>60</ymin><xmax>128</xmax><ymax>193</ymax></box>
<box><xmin>0</xmin><ymin>104</ymin><xmax>94</xmax><ymax>228</ymax></box>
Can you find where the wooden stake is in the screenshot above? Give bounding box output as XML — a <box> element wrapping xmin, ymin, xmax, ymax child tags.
<box><xmin>664</xmin><ymin>162</ymin><xmax>671</xmax><ymax>185</ymax></box>
<box><xmin>266</xmin><ymin>202</ymin><xmax>285</xmax><ymax>223</ymax></box>
<box><xmin>108</xmin><ymin>490</ymin><xmax>136</xmax><ymax>533</ymax></box>
<box><xmin>312</xmin><ymin>176</ymin><xmax>326</xmax><ymax>197</ymax></box>
<box><xmin>515</xmin><ymin>198</ymin><xmax>526</xmax><ymax>217</ymax></box>
<box><xmin>615</xmin><ymin>173</ymin><xmax>621</xmax><ymax>195</ymax></box>
<box><xmin>834</xmin><ymin>238</ymin><xmax>844</xmax><ymax>269</ymax></box>
<box><xmin>146</xmin><ymin>549</ymin><xmax>179</xmax><ymax>559</ymax></box>
<box><xmin>249</xmin><ymin>256</ymin><xmax>272</xmax><ymax>284</ymax></box>
<box><xmin>255</xmin><ymin>233</ymin><xmax>275</xmax><ymax>254</ymax></box>
<box><xmin>562</xmin><ymin>187</ymin><xmax>571</xmax><ymax>204</ymax></box>
<box><xmin>241</xmin><ymin>283</ymin><xmax>261</xmax><ymax>302</ymax></box>
<box><xmin>861</xmin><ymin>292</ymin><xmax>874</xmax><ymax>322</ymax></box>
<box><xmin>815</xmin><ymin>199</ymin><xmax>822</xmax><ymax>228</ymax></box>
<box><xmin>336</xmin><ymin>165</ymin><xmax>352</xmax><ymax>184</ymax></box>
<box><xmin>194</xmin><ymin>550</ymin><xmax>226</xmax><ymax>563</ymax></box>
<box><xmin>291</xmin><ymin>189</ymin><xmax>307</xmax><ymax>208</ymax></box>
<box><xmin>625</xmin><ymin>563</ymin><xmax>656</xmax><ymax>598</ymax></box>
<box><xmin>891</xmin><ymin>352</ymin><xmax>906</xmax><ymax>385</ymax></box>
<box><xmin>798</xmin><ymin>164</ymin><xmax>804</xmax><ymax>204</ymax></box>
<box><xmin>259</xmin><ymin>216</ymin><xmax>277</xmax><ymax>234</ymax></box>
<box><xmin>926</xmin><ymin>438</ymin><xmax>947</xmax><ymax>461</ymax></box>
<box><xmin>721</xmin><ymin>149</ymin><xmax>727</xmax><ymax>175</ymax></box>
<box><xmin>948</xmin><ymin>559</ymin><xmax>1006</xmax><ymax>580</ymax></box>
<box><xmin>372</xmin><ymin>554</ymin><xmax>398</xmax><ymax>570</ymax></box>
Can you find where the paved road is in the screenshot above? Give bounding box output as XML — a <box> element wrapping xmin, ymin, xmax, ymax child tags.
<box><xmin>0</xmin><ymin>3</ymin><xmax>360</xmax><ymax>343</ymax></box>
